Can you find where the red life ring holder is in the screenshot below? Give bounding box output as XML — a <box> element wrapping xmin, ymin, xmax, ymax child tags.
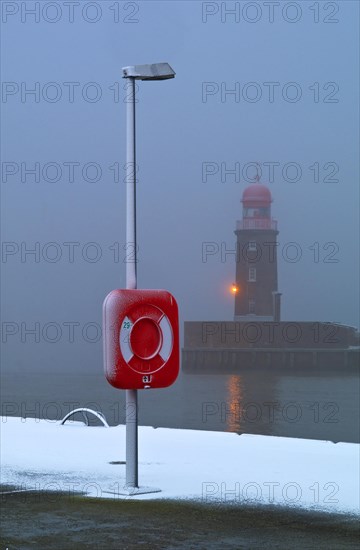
<box><xmin>119</xmin><ymin>303</ymin><xmax>173</xmax><ymax>374</ymax></box>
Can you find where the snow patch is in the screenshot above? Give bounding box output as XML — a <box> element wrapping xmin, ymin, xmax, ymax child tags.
<box><xmin>1</xmin><ymin>416</ymin><xmax>359</xmax><ymax>513</ymax></box>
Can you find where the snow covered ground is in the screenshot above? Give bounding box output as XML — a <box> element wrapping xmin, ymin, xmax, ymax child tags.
<box><xmin>1</xmin><ymin>416</ymin><xmax>359</xmax><ymax>515</ymax></box>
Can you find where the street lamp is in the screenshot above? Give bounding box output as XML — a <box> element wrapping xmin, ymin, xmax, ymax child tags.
<box><xmin>122</xmin><ymin>62</ymin><xmax>175</xmax><ymax>493</ymax></box>
<box><xmin>122</xmin><ymin>63</ymin><xmax>175</xmax><ymax>81</ymax></box>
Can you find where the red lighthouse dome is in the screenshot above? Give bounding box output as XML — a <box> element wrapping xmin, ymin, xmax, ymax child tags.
<box><xmin>241</xmin><ymin>183</ymin><xmax>272</xmax><ymax>208</ymax></box>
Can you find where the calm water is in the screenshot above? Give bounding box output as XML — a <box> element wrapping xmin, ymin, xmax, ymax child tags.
<box><xmin>1</xmin><ymin>363</ymin><xmax>359</xmax><ymax>443</ymax></box>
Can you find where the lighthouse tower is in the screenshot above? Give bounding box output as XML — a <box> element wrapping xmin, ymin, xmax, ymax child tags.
<box><xmin>234</xmin><ymin>181</ymin><xmax>281</xmax><ymax>321</ymax></box>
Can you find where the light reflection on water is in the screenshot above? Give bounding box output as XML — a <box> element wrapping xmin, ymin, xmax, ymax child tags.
<box><xmin>225</xmin><ymin>375</ymin><xmax>244</xmax><ymax>433</ymax></box>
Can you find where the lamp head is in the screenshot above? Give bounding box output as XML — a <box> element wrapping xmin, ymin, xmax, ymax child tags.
<box><xmin>122</xmin><ymin>63</ymin><xmax>175</xmax><ymax>81</ymax></box>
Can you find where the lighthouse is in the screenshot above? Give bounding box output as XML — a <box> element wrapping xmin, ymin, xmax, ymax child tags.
<box><xmin>183</xmin><ymin>178</ymin><xmax>358</xmax><ymax>369</ymax></box>
<box><xmin>182</xmin><ymin>178</ymin><xmax>357</xmax><ymax>370</ymax></box>
<box><xmin>234</xmin><ymin>181</ymin><xmax>281</xmax><ymax>321</ymax></box>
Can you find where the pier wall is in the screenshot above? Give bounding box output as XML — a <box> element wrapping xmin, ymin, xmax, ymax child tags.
<box><xmin>184</xmin><ymin>321</ymin><xmax>358</xmax><ymax>350</ymax></box>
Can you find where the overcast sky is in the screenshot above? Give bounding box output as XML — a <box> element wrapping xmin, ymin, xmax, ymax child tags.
<box><xmin>1</xmin><ymin>1</ymin><xmax>359</xmax><ymax>372</ymax></box>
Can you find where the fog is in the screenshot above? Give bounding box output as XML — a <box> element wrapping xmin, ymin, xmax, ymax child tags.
<box><xmin>1</xmin><ymin>0</ymin><xmax>359</xmax><ymax>374</ymax></box>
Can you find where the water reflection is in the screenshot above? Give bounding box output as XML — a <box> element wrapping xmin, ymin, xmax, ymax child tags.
<box><xmin>183</xmin><ymin>360</ymin><xmax>359</xmax><ymax>442</ymax></box>
<box><xmin>224</xmin><ymin>371</ymin><xmax>279</xmax><ymax>436</ymax></box>
<box><xmin>225</xmin><ymin>375</ymin><xmax>243</xmax><ymax>432</ymax></box>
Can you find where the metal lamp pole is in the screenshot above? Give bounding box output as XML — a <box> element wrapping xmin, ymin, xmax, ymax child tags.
<box><xmin>122</xmin><ymin>63</ymin><xmax>175</xmax><ymax>492</ymax></box>
<box><xmin>125</xmin><ymin>75</ymin><xmax>138</xmax><ymax>488</ymax></box>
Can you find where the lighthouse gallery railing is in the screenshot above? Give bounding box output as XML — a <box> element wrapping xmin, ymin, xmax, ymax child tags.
<box><xmin>236</xmin><ymin>219</ymin><xmax>278</xmax><ymax>230</ymax></box>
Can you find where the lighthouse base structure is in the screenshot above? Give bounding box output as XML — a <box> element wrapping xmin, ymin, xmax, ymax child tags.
<box><xmin>234</xmin><ymin>287</ymin><xmax>281</xmax><ymax>322</ymax></box>
<box><xmin>234</xmin><ymin>315</ymin><xmax>275</xmax><ymax>322</ymax></box>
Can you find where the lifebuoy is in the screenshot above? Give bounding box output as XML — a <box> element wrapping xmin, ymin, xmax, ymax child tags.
<box><xmin>119</xmin><ymin>303</ymin><xmax>173</xmax><ymax>374</ymax></box>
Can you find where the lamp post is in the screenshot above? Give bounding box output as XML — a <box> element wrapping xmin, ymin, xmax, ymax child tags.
<box><xmin>122</xmin><ymin>63</ymin><xmax>175</xmax><ymax>492</ymax></box>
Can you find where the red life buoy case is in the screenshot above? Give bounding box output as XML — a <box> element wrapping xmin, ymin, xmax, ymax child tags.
<box><xmin>103</xmin><ymin>289</ymin><xmax>179</xmax><ymax>389</ymax></box>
